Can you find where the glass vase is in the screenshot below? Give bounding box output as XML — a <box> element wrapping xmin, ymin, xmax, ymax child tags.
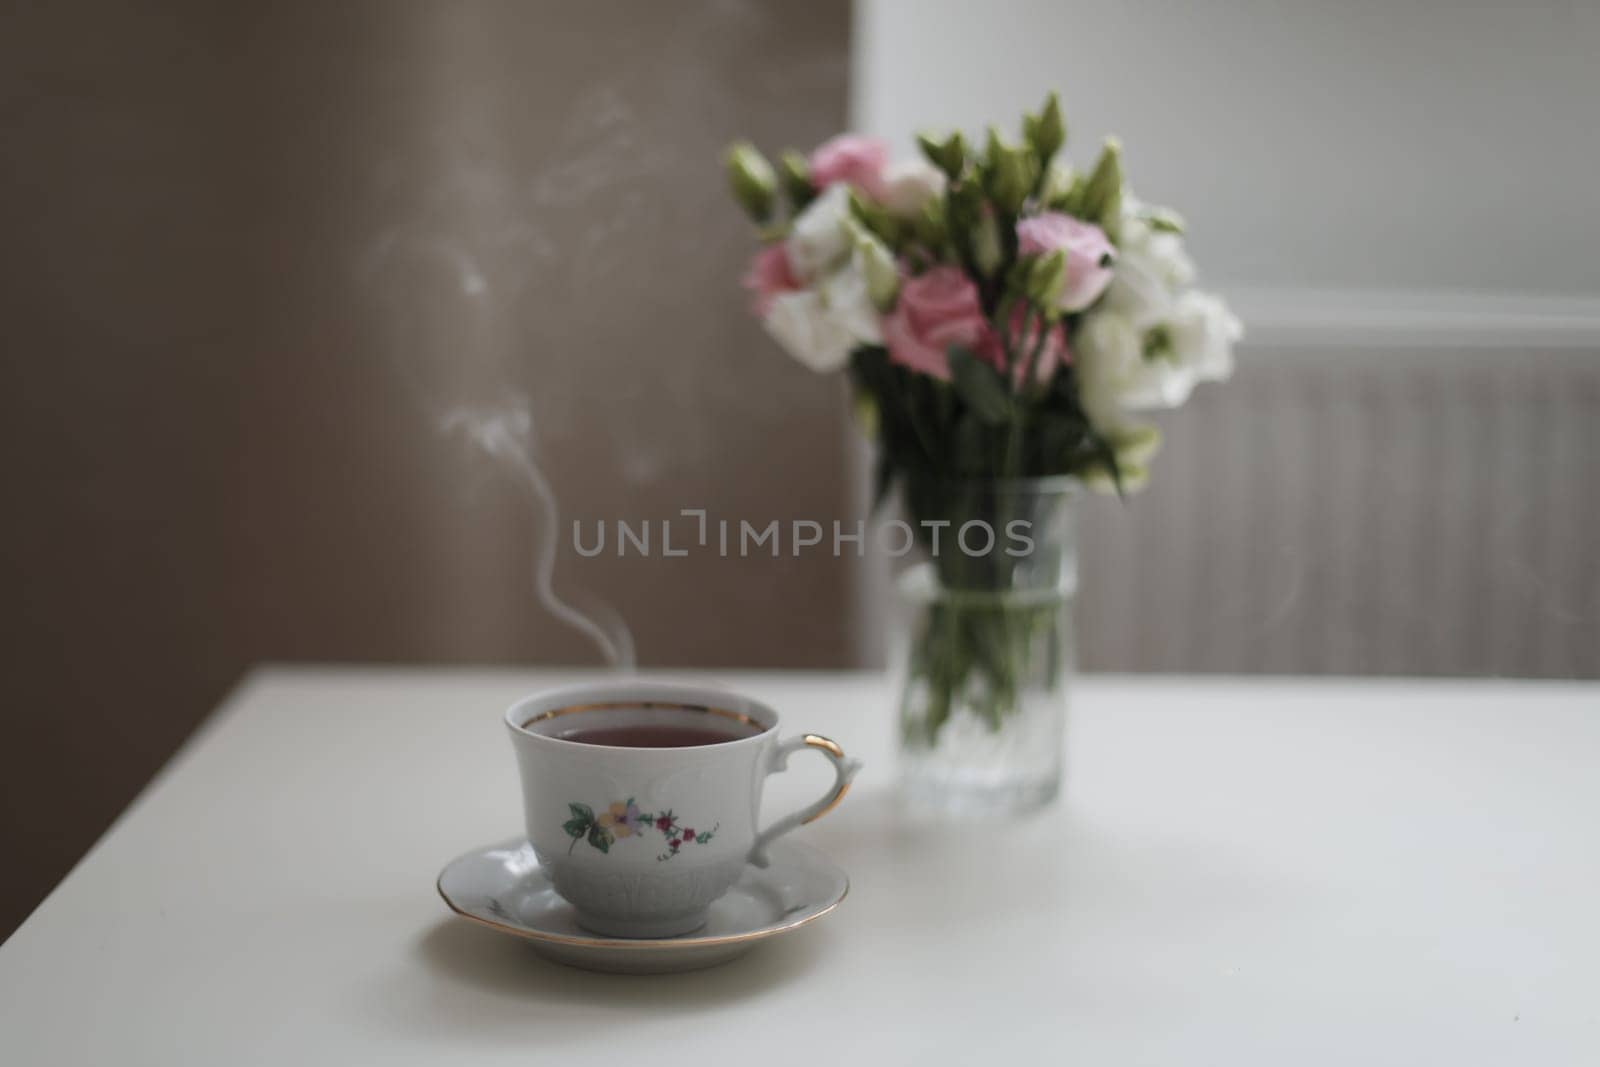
<box><xmin>892</xmin><ymin>477</ymin><xmax>1077</xmax><ymax>817</ymax></box>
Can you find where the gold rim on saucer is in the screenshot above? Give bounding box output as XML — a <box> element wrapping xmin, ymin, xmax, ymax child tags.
<box><xmin>435</xmin><ymin>847</ymin><xmax>847</xmax><ymax>951</ymax></box>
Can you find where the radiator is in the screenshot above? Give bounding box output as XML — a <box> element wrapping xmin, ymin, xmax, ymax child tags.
<box><xmin>1077</xmin><ymin>341</ymin><xmax>1600</xmax><ymax>678</ymax></box>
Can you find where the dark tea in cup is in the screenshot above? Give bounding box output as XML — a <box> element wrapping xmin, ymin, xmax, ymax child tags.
<box><xmin>555</xmin><ymin>723</ymin><xmax>760</xmax><ymax>748</ymax></box>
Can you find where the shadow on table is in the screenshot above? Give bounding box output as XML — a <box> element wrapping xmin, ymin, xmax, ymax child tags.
<box><xmin>362</xmin><ymin>914</ymin><xmax>835</xmax><ymax>1045</ymax></box>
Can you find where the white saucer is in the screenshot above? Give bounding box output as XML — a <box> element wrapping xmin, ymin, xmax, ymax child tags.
<box><xmin>436</xmin><ymin>837</ymin><xmax>849</xmax><ymax>974</ymax></box>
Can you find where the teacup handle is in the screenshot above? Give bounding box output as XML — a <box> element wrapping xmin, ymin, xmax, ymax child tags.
<box><xmin>748</xmin><ymin>734</ymin><xmax>861</xmax><ymax>868</ymax></box>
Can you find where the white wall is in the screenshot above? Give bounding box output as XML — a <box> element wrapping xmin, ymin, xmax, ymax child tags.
<box><xmin>854</xmin><ymin>0</ymin><xmax>1600</xmax><ymax>304</ymax></box>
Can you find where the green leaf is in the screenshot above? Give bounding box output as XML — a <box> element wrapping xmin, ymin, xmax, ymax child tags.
<box><xmin>1143</xmin><ymin>206</ymin><xmax>1185</xmax><ymax>234</ymax></box>
<box><xmin>1089</xmin><ymin>429</ymin><xmax>1127</xmax><ymax>499</ymax></box>
<box><xmin>563</xmin><ymin>802</ymin><xmax>596</xmax><ymax>840</ymax></box>
<box><xmin>948</xmin><ymin>346</ymin><xmax>1012</xmax><ymax>425</ymax></box>
<box><xmin>587</xmin><ymin>823</ymin><xmax>614</xmax><ymax>853</ymax></box>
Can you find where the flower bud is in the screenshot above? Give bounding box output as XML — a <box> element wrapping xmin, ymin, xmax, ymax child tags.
<box><xmin>983</xmin><ymin>127</ymin><xmax>1036</xmax><ymax>217</ymax></box>
<box><xmin>1112</xmin><ymin>422</ymin><xmax>1162</xmax><ymax>467</ymax></box>
<box><xmin>1025</xmin><ymin>249</ymin><xmax>1068</xmax><ymax>307</ymax></box>
<box><xmin>916</xmin><ymin>130</ymin><xmax>968</xmax><ymax>180</ymax></box>
<box><xmin>972</xmin><ymin>209</ymin><xmax>1003</xmax><ymax>277</ymax></box>
<box><xmin>1040</xmin><ymin>162</ymin><xmax>1077</xmax><ymax>210</ymax></box>
<box><xmin>724</xmin><ymin>142</ymin><xmax>777</xmax><ymax>223</ymax></box>
<box><xmin>849</xmin><ymin>223</ymin><xmax>901</xmax><ymax>311</ymax></box>
<box><xmin>1081</xmin><ymin>423</ymin><xmax>1160</xmax><ymax>495</ymax></box>
<box><xmin>779</xmin><ymin>150</ymin><xmax>816</xmax><ymax>211</ymax></box>
<box><xmin>1080</xmin><ymin>137</ymin><xmax>1124</xmax><ymax>239</ymax></box>
<box><xmin>1023</xmin><ymin>91</ymin><xmax>1066</xmax><ymax>163</ymax></box>
<box><xmin>847</xmin><ymin>189</ymin><xmax>898</xmax><ymax>245</ymax></box>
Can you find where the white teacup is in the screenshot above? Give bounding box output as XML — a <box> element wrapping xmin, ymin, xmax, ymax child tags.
<box><xmin>505</xmin><ymin>681</ymin><xmax>860</xmax><ymax>938</ymax></box>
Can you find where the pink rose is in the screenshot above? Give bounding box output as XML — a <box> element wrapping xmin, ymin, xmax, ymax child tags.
<box><xmin>741</xmin><ymin>244</ymin><xmax>801</xmax><ymax>317</ymax></box>
<box><xmin>883</xmin><ymin>266</ymin><xmax>995</xmax><ymax>381</ymax></box>
<box><xmin>1015</xmin><ymin>212</ymin><xmax>1116</xmax><ymax>312</ymax></box>
<box><xmin>985</xmin><ymin>306</ymin><xmax>1069</xmax><ymax>388</ymax></box>
<box><xmin>808</xmin><ymin>134</ymin><xmax>888</xmax><ymax>199</ymax></box>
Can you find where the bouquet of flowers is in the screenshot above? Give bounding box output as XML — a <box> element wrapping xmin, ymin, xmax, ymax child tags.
<box><xmin>724</xmin><ymin>93</ymin><xmax>1239</xmax><ymax>747</ymax></box>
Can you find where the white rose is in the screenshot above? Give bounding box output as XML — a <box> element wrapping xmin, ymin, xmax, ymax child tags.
<box><xmin>1074</xmin><ymin>307</ymin><xmax>1199</xmax><ymax>417</ymax></box>
<box><xmin>879</xmin><ymin>159</ymin><xmax>945</xmax><ymax>219</ymax></box>
<box><xmin>784</xmin><ymin>183</ymin><xmax>853</xmax><ymax>281</ymax></box>
<box><xmin>762</xmin><ymin>290</ymin><xmax>855</xmax><ymax>373</ymax></box>
<box><xmin>1142</xmin><ymin>230</ymin><xmax>1195</xmax><ymax>289</ymax></box>
<box><xmin>1074</xmin><ymin>310</ymin><xmax>1136</xmax><ymax>424</ymax></box>
<box><xmin>1103</xmin><ymin>211</ymin><xmax>1195</xmax><ymax>324</ymax></box>
<box><xmin>817</xmin><ymin>254</ymin><xmax>883</xmax><ymax>345</ymax></box>
<box><xmin>1120</xmin><ymin>197</ymin><xmax>1196</xmax><ymax>284</ymax></box>
<box><xmin>1168</xmin><ymin>289</ymin><xmax>1241</xmax><ymax>383</ymax></box>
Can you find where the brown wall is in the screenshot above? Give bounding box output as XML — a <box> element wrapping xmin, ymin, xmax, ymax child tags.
<box><xmin>0</xmin><ymin>1</ymin><xmax>853</xmax><ymax>938</ymax></box>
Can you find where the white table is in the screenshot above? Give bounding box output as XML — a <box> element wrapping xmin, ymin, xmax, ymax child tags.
<box><xmin>3</xmin><ymin>669</ymin><xmax>1597</xmax><ymax>1065</ymax></box>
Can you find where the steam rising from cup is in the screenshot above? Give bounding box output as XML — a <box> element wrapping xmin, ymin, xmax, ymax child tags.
<box><xmin>357</xmin><ymin>218</ymin><xmax>636</xmax><ymax>671</ymax></box>
<box><xmin>437</xmin><ymin>402</ymin><xmax>634</xmax><ymax>669</ymax></box>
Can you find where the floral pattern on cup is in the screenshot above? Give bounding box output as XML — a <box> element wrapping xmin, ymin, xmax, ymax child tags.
<box><xmin>563</xmin><ymin>799</ymin><xmax>719</xmax><ymax>862</ymax></box>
